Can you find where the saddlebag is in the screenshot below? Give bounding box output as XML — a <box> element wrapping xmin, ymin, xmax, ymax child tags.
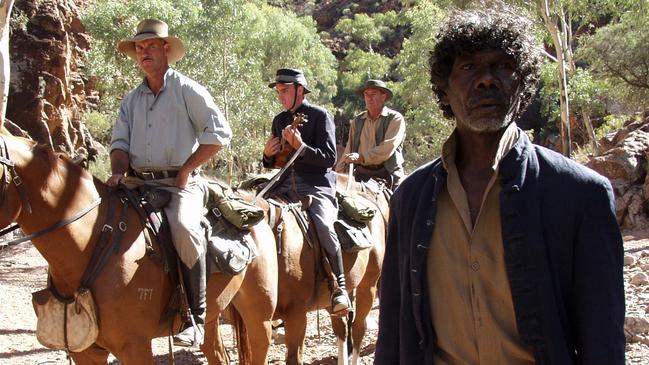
<box><xmin>31</xmin><ymin>287</ymin><xmax>99</xmax><ymax>352</ymax></box>
<box><xmin>203</xmin><ymin>207</ymin><xmax>258</xmax><ymax>275</ymax></box>
<box><xmin>338</xmin><ymin>193</ymin><xmax>376</xmax><ymax>224</ymax></box>
<box><xmin>206</xmin><ymin>181</ymin><xmax>264</xmax><ymax>230</ymax></box>
<box><xmin>334</xmin><ymin>218</ymin><xmax>373</xmax><ymax>252</ymax></box>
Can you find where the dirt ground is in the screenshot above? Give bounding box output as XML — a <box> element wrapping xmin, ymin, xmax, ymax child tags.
<box><xmin>1</xmin><ymin>233</ymin><xmax>648</xmax><ymax>364</ymax></box>
<box><xmin>0</xmin><ymin>241</ymin><xmax>378</xmax><ymax>365</ymax></box>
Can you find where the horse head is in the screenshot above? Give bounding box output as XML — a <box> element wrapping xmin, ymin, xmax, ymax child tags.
<box><xmin>0</xmin><ymin>129</ymin><xmax>36</xmax><ymax>228</ymax></box>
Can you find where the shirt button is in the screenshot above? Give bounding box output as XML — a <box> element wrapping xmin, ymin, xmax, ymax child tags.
<box><xmin>148</xmin><ymin>124</ymin><xmax>152</xmax><ymax>128</ymax></box>
<box><xmin>471</xmin><ymin>261</ymin><xmax>480</xmax><ymax>271</ymax></box>
<box><xmin>426</xmin><ymin>219</ymin><xmax>433</xmax><ymax>226</ymax></box>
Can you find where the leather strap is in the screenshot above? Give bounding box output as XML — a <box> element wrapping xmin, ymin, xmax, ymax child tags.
<box><xmin>1</xmin><ymin>198</ymin><xmax>101</xmax><ymax>246</ymax></box>
<box><xmin>133</xmin><ymin>170</ymin><xmax>179</xmax><ymax>180</ymax></box>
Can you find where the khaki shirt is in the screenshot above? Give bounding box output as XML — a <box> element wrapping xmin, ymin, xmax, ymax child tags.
<box><xmin>110</xmin><ymin>68</ymin><xmax>232</xmax><ymax>171</ymax></box>
<box><xmin>335</xmin><ymin>106</ymin><xmax>405</xmax><ymax>171</ymax></box>
<box><xmin>427</xmin><ymin>123</ymin><xmax>535</xmax><ymax>364</ymax></box>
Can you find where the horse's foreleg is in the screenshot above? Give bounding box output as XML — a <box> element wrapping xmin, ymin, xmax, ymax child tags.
<box><xmin>233</xmin><ymin>300</ymin><xmax>273</xmax><ymax>365</ymax></box>
<box><xmin>350</xmin><ymin>285</ymin><xmax>377</xmax><ymax>365</ymax></box>
<box><xmin>331</xmin><ymin>315</ymin><xmax>350</xmax><ymax>365</ymax></box>
<box><xmin>111</xmin><ymin>338</ymin><xmax>154</xmax><ymax>365</ymax></box>
<box><xmin>202</xmin><ymin>318</ymin><xmax>230</xmax><ymax>365</ymax></box>
<box><xmin>69</xmin><ymin>344</ymin><xmax>110</xmax><ymax>365</ymax></box>
<box><xmin>283</xmin><ymin>309</ymin><xmax>308</xmax><ymax>365</ymax></box>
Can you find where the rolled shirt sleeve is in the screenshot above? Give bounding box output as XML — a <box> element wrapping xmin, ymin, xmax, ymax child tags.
<box><xmin>183</xmin><ymin>82</ymin><xmax>232</xmax><ymax>146</ymax></box>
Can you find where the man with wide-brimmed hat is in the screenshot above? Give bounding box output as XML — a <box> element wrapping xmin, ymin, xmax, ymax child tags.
<box><xmin>263</xmin><ymin>68</ymin><xmax>352</xmax><ymax>315</ymax></box>
<box><xmin>335</xmin><ymin>79</ymin><xmax>406</xmax><ymax>189</ymax></box>
<box><xmin>108</xmin><ymin>18</ymin><xmax>232</xmax><ymax>347</ymax></box>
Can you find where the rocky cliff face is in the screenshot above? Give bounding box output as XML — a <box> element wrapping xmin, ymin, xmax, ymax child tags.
<box><xmin>588</xmin><ymin>114</ymin><xmax>649</xmax><ymax>230</ymax></box>
<box><xmin>6</xmin><ymin>0</ymin><xmax>98</xmax><ymax>161</ymax></box>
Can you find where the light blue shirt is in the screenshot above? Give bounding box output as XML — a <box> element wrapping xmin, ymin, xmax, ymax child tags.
<box><xmin>110</xmin><ymin>68</ymin><xmax>232</xmax><ymax>170</ymax></box>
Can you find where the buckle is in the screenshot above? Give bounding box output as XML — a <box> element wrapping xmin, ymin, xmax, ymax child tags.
<box><xmin>211</xmin><ymin>207</ymin><xmax>222</xmax><ymax>218</ymax></box>
<box><xmin>141</xmin><ymin>172</ymin><xmax>155</xmax><ymax>180</ymax></box>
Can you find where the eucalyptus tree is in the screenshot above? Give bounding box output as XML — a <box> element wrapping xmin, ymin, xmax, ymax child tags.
<box><xmin>332</xmin><ymin>11</ymin><xmax>403</xmax><ymax>120</ymax></box>
<box><xmin>393</xmin><ymin>1</ymin><xmax>452</xmax><ymax>171</ymax></box>
<box><xmin>577</xmin><ymin>7</ymin><xmax>649</xmax><ymax>112</ymax></box>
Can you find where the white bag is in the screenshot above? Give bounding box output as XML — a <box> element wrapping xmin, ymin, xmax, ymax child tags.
<box><xmin>31</xmin><ymin>287</ymin><xmax>99</xmax><ymax>352</ymax></box>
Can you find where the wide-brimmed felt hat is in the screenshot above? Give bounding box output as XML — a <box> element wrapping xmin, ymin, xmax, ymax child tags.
<box><xmin>117</xmin><ymin>19</ymin><xmax>185</xmax><ymax>64</ymax></box>
<box><xmin>268</xmin><ymin>68</ymin><xmax>311</xmax><ymax>94</ymax></box>
<box><xmin>355</xmin><ymin>79</ymin><xmax>393</xmax><ymax>100</ymax></box>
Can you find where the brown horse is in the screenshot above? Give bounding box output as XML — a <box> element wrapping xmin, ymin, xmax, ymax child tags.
<box><xmin>0</xmin><ymin>129</ymin><xmax>277</xmax><ymax>365</ymax></box>
<box><xmin>248</xmin><ymin>173</ymin><xmax>388</xmax><ymax>365</ymax></box>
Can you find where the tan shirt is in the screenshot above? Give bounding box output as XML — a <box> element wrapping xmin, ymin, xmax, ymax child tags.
<box><xmin>427</xmin><ymin>123</ymin><xmax>535</xmax><ymax>365</ymax></box>
<box><xmin>335</xmin><ymin>106</ymin><xmax>405</xmax><ymax>171</ymax></box>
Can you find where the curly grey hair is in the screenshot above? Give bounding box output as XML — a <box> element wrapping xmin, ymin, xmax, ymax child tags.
<box><xmin>429</xmin><ymin>5</ymin><xmax>542</xmax><ymax>119</ymax></box>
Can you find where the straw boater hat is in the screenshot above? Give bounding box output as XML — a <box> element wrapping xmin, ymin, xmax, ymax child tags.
<box><xmin>355</xmin><ymin>79</ymin><xmax>393</xmax><ymax>101</ymax></box>
<box><xmin>117</xmin><ymin>19</ymin><xmax>186</xmax><ymax>64</ymax></box>
<box><xmin>268</xmin><ymin>68</ymin><xmax>311</xmax><ymax>94</ymax></box>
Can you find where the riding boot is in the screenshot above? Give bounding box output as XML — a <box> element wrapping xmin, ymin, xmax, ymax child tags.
<box><xmin>173</xmin><ymin>253</ymin><xmax>206</xmax><ymax>347</ymax></box>
<box><xmin>325</xmin><ymin>249</ymin><xmax>352</xmax><ymax>314</ymax></box>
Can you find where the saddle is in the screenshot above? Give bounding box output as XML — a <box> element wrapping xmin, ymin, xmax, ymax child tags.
<box><xmin>239</xmin><ymin>175</ymin><xmax>377</xmax><ymax>252</ymax></box>
<box><xmin>129</xmin><ymin>183</ymin><xmax>263</xmax><ymax>277</ymax></box>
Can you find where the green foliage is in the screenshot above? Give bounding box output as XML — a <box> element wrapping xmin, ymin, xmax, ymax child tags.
<box><xmin>82</xmin><ymin>1</ymin><xmax>337</xmax><ymax>180</ymax></box>
<box><xmin>577</xmin><ymin>9</ymin><xmax>649</xmax><ymax>111</ymax></box>
<box><xmin>595</xmin><ymin>114</ymin><xmax>626</xmax><ymax>140</ymax></box>
<box><xmin>393</xmin><ymin>1</ymin><xmax>452</xmax><ymax>171</ymax></box>
<box><xmin>334</xmin><ymin>11</ymin><xmax>402</xmax><ymax>48</ymax></box>
<box><xmin>567</xmin><ymin>68</ymin><xmax>606</xmax><ymax>116</ymax></box>
<box><xmin>88</xmin><ymin>152</ymin><xmax>111</xmax><ymax>182</ymax></box>
<box><xmin>336</xmin><ymin>49</ymin><xmax>392</xmax><ymax>116</ymax></box>
<box><xmin>82</xmin><ymin>111</ymin><xmax>112</xmax><ymax>146</ymax></box>
<box><xmin>335</xmin><ymin>14</ymin><xmax>383</xmax><ymax>47</ymax></box>
<box><xmin>538</xmin><ymin>62</ymin><xmax>561</xmax><ymax>122</ymax></box>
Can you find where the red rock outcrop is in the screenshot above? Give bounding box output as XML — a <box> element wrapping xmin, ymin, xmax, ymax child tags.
<box><xmin>588</xmin><ymin>114</ymin><xmax>649</xmax><ymax>230</ymax></box>
<box><xmin>6</xmin><ymin>0</ymin><xmax>98</xmax><ymax>160</ymax></box>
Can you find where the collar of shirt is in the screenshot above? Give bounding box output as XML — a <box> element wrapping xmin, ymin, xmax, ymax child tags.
<box><xmin>441</xmin><ymin>122</ymin><xmax>520</xmax><ymax>231</ymax></box>
<box><xmin>364</xmin><ymin>106</ymin><xmax>388</xmax><ymax>121</ymax></box>
<box><xmin>441</xmin><ymin>122</ymin><xmax>520</xmax><ymax>173</ymax></box>
<box><xmin>137</xmin><ymin>67</ymin><xmax>174</xmax><ymax>95</ymax></box>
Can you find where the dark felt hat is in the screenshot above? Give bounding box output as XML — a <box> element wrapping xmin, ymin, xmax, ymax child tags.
<box><xmin>268</xmin><ymin>68</ymin><xmax>311</xmax><ymax>94</ymax></box>
<box><xmin>355</xmin><ymin>79</ymin><xmax>393</xmax><ymax>100</ymax></box>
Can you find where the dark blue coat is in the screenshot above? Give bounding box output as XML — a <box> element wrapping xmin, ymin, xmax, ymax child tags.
<box><xmin>263</xmin><ymin>100</ymin><xmax>337</xmax><ymax>190</ymax></box>
<box><xmin>374</xmin><ymin>131</ymin><xmax>625</xmax><ymax>365</ymax></box>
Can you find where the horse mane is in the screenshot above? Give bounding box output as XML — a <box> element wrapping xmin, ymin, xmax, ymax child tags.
<box><xmin>28</xmin><ymin>141</ymin><xmax>107</xmax><ymax>191</ymax></box>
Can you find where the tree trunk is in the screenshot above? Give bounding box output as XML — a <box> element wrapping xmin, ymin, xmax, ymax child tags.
<box><xmin>562</xmin><ymin>11</ymin><xmax>598</xmax><ymax>154</ymax></box>
<box><xmin>0</xmin><ymin>0</ymin><xmax>14</xmax><ymax>124</ymax></box>
<box><xmin>541</xmin><ymin>0</ymin><xmax>571</xmax><ymax>156</ymax></box>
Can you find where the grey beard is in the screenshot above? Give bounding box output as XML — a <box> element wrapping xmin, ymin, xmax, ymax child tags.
<box><xmin>465</xmin><ymin>97</ymin><xmax>520</xmax><ymax>133</ymax></box>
